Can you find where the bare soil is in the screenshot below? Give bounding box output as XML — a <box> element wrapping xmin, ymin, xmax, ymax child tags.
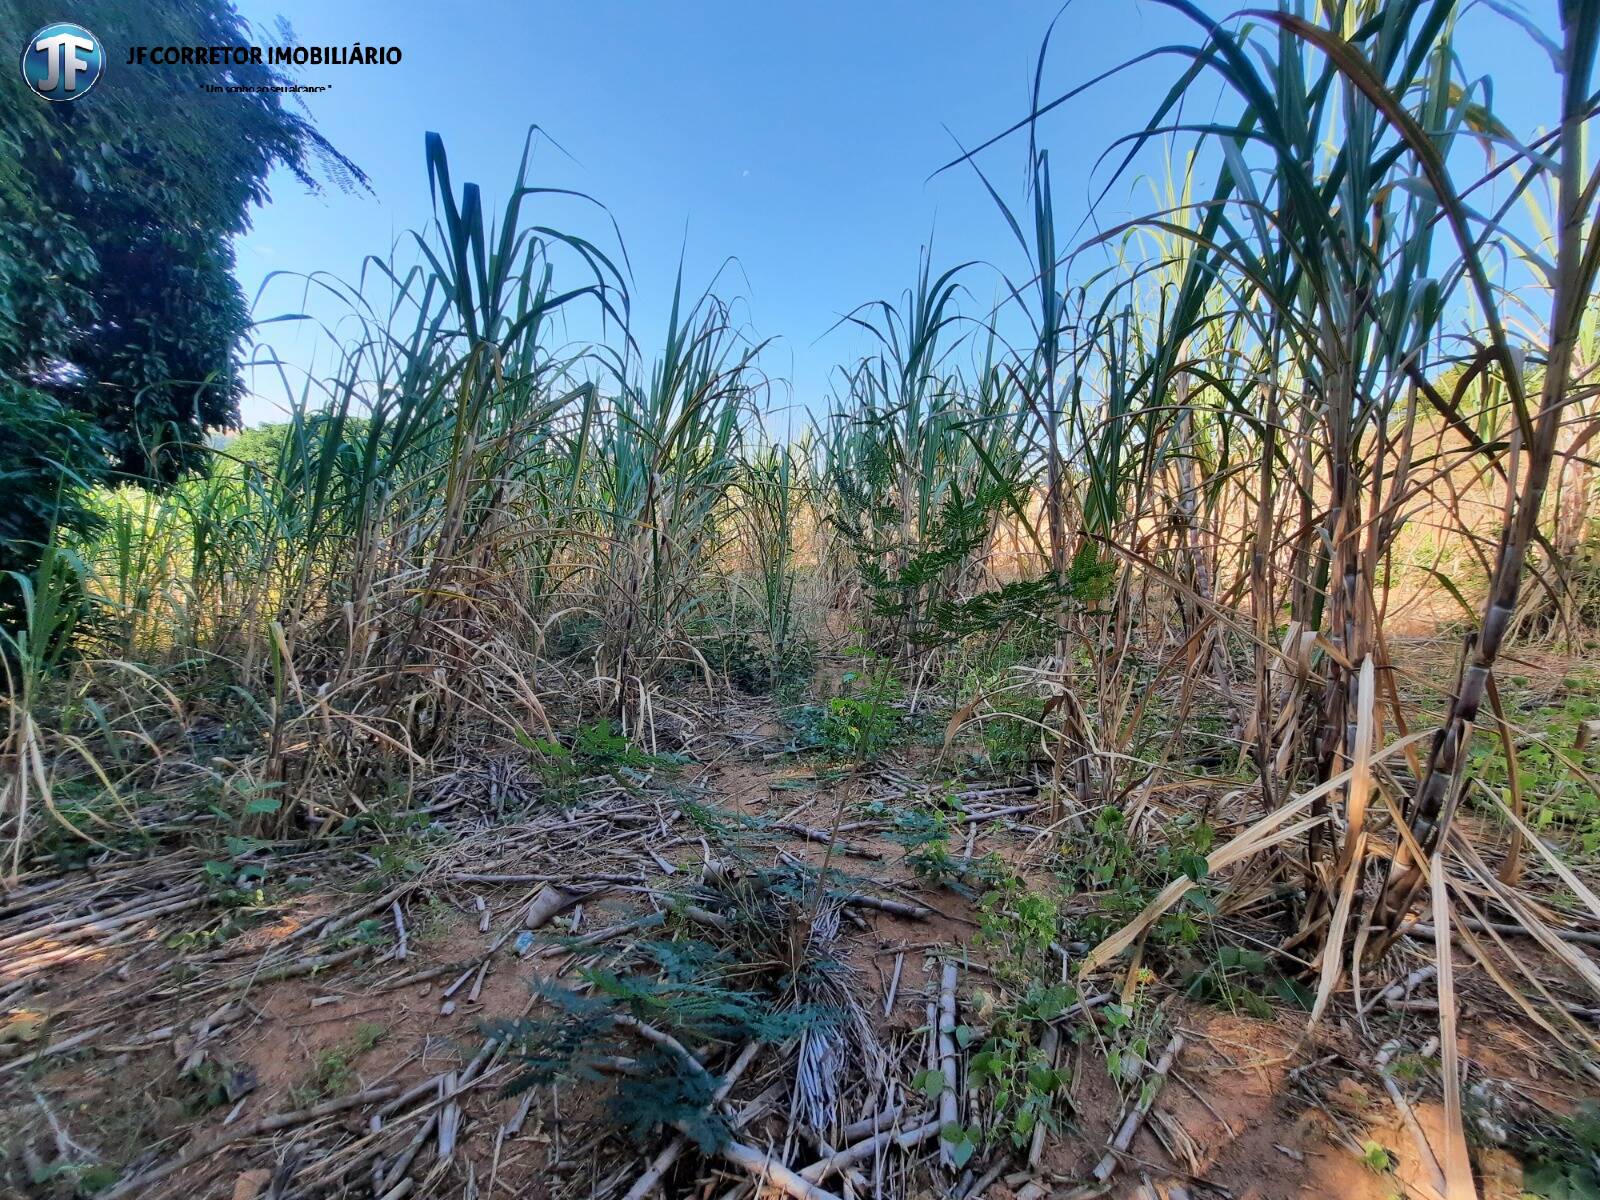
<box><xmin>0</xmin><ymin>684</ymin><xmax>1590</xmax><ymax>1200</ymax></box>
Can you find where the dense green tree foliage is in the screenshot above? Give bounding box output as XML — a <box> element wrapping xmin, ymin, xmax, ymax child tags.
<box><xmin>0</xmin><ymin>0</ymin><xmax>363</xmax><ymax>603</ymax></box>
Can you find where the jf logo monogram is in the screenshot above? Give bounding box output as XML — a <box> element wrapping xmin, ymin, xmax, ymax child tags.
<box><xmin>21</xmin><ymin>22</ymin><xmax>105</xmax><ymax>102</ymax></box>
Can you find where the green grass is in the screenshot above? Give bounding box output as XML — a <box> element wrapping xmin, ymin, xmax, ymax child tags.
<box><xmin>289</xmin><ymin>1023</ymin><xmax>387</xmax><ymax>1108</ymax></box>
<box><xmin>1466</xmin><ymin>667</ymin><xmax>1600</xmax><ymax>853</ymax></box>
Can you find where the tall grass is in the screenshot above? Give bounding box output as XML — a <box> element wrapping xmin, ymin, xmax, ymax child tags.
<box><xmin>5</xmin><ymin>8</ymin><xmax>1599</xmax><ymax>1119</ymax></box>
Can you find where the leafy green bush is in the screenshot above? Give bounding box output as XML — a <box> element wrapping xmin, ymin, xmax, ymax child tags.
<box><xmin>700</xmin><ymin>630</ymin><xmax>815</xmax><ymax>696</ymax></box>
<box><xmin>1054</xmin><ymin>806</ymin><xmax>1215</xmax><ymax>947</ymax></box>
<box><xmin>1522</xmin><ymin>1102</ymin><xmax>1600</xmax><ymax>1200</ymax></box>
<box><xmin>786</xmin><ymin>654</ymin><xmax>904</xmax><ymax>760</ymax></box>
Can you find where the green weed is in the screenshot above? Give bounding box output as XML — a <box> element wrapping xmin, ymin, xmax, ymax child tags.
<box><xmin>289</xmin><ymin>1023</ymin><xmax>386</xmax><ymax>1108</ymax></box>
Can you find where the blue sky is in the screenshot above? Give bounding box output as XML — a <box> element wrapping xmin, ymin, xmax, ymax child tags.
<box><xmin>231</xmin><ymin>0</ymin><xmax>1555</xmax><ymax>428</ymax></box>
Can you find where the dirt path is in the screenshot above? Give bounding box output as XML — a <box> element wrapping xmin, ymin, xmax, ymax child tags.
<box><xmin>0</xmin><ymin>692</ymin><xmax>1570</xmax><ymax>1199</ymax></box>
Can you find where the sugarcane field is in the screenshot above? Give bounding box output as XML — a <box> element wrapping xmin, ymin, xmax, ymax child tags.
<box><xmin>4</xmin><ymin>2</ymin><xmax>1600</xmax><ymax>1198</ymax></box>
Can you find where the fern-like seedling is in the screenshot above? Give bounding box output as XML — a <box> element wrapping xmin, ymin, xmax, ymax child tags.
<box><xmin>485</xmin><ymin>942</ymin><xmax>821</xmax><ymax>1154</ymax></box>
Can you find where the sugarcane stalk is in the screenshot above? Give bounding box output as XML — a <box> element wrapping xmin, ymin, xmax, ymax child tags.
<box><xmin>1378</xmin><ymin>5</ymin><xmax>1599</xmax><ymax>935</ymax></box>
